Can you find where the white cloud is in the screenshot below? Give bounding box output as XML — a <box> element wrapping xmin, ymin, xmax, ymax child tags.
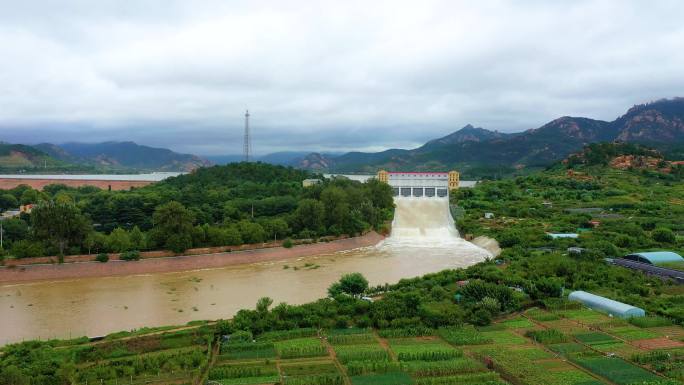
<box><xmin>0</xmin><ymin>0</ymin><xmax>683</xmax><ymax>155</ymax></box>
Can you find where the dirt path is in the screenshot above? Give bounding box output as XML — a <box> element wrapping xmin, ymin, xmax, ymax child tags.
<box><xmin>195</xmin><ymin>335</ymin><xmax>220</xmax><ymax>385</ymax></box>
<box><xmin>321</xmin><ymin>337</ymin><xmax>352</xmax><ymax>385</ymax></box>
<box><xmin>373</xmin><ymin>331</ymin><xmax>398</xmax><ymax>362</ymax></box>
<box><xmin>0</xmin><ymin>232</ymin><xmax>384</xmax><ymax>284</ymax></box>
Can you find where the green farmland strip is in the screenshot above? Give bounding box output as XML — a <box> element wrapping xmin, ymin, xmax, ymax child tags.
<box><xmin>570</xmin><ymin>353</ymin><xmax>662</xmax><ymax>385</ymax></box>
<box><xmin>350</xmin><ymin>372</ymin><xmax>413</xmax><ymax>385</ymax></box>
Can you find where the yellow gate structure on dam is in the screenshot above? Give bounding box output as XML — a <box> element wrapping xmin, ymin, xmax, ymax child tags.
<box><xmin>377</xmin><ymin>170</ymin><xmax>459</xmax><ymax>198</ymax></box>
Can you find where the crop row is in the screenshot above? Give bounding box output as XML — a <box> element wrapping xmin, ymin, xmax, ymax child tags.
<box><xmin>413</xmin><ymin>372</ymin><xmax>505</xmax><ymax>385</ymax></box>
<box><xmin>328</xmin><ymin>333</ymin><xmax>375</xmax><ymax>345</ymax></box>
<box><xmin>219</xmin><ymin>341</ymin><xmax>276</xmax><ymax>360</ymax></box>
<box><xmin>283</xmin><ymin>374</ymin><xmax>344</xmax><ymax>385</ymax></box>
<box><xmin>335</xmin><ymin>344</ymin><xmax>389</xmax><ymax>363</ymax></box>
<box><xmin>76</xmin><ymin>347</ymin><xmax>205</xmax><ymax>383</ymax></box>
<box><xmin>208</xmin><ymin>362</ymin><xmax>278</xmax><ymax>380</ymax></box>
<box><xmin>275</xmin><ymin>338</ymin><xmax>327</xmax><ymax>359</ymax></box>
<box><xmin>377</xmin><ymin>327</ymin><xmax>434</xmax><ymax>338</ymax></box>
<box><xmin>258</xmin><ymin>328</ymin><xmax>318</xmax><ymax>341</ymax></box>
<box><xmin>570</xmin><ymin>352</ymin><xmax>663</xmax><ymax>385</ymax></box>
<box><xmin>401</xmin><ymin>357</ymin><xmax>485</xmax><ymax>377</ymax></box>
<box><xmin>525</xmin><ymin>329</ymin><xmax>568</xmax><ymax>344</ymax></box>
<box><xmin>438</xmin><ymin>326</ymin><xmax>492</xmax><ymax>346</ymax></box>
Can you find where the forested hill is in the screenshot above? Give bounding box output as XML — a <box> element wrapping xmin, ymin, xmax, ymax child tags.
<box><xmin>0</xmin><ymin>141</ymin><xmax>211</xmax><ymax>173</ymax></box>
<box><xmin>160</xmin><ymin>162</ymin><xmax>312</xmax><ymax>189</ymax></box>
<box><xmin>0</xmin><ymin>142</ymin><xmax>96</xmax><ymax>173</ymax></box>
<box><xmin>306</xmin><ymin>98</ymin><xmax>684</xmax><ymax>178</ymax></box>
<box><xmin>36</xmin><ymin>141</ymin><xmax>211</xmax><ymax>172</ymax></box>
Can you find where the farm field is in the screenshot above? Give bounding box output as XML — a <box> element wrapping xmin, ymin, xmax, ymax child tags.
<box><xmin>4</xmin><ymin>308</ymin><xmax>684</xmax><ymax>385</ymax></box>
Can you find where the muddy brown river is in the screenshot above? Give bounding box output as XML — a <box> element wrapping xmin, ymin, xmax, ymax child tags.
<box><xmin>0</xmin><ymin>198</ymin><xmax>489</xmax><ymax>345</ymax></box>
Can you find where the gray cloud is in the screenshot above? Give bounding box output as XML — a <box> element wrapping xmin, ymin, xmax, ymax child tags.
<box><xmin>1</xmin><ymin>0</ymin><xmax>683</xmax><ymax>155</ymax></box>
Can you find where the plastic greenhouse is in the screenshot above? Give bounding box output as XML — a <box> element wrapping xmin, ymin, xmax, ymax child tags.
<box><xmin>624</xmin><ymin>251</ymin><xmax>683</xmax><ymax>265</ymax></box>
<box><xmin>568</xmin><ymin>291</ymin><xmax>645</xmax><ymax>318</ymax></box>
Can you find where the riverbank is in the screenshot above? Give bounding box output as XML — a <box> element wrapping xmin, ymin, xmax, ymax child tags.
<box><xmin>0</xmin><ymin>232</ymin><xmax>385</xmax><ymax>284</ymax></box>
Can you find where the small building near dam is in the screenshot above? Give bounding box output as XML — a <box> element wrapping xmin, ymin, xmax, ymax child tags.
<box><xmin>377</xmin><ymin>170</ymin><xmax>459</xmax><ymax>198</ymax></box>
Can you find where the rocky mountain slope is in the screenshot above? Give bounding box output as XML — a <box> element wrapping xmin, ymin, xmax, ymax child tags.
<box><xmin>303</xmin><ymin>98</ymin><xmax>684</xmax><ymax>177</ymax></box>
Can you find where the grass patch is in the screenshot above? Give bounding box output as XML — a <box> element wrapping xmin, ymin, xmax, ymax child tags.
<box><xmin>478</xmin><ymin>330</ymin><xmax>527</xmax><ymax>345</ymax></box>
<box><xmin>526</xmin><ymin>309</ymin><xmax>561</xmax><ymax>322</ymax></box>
<box><xmin>501</xmin><ymin>317</ymin><xmax>535</xmax><ymax>329</ymax></box>
<box><xmin>220</xmin><ymin>342</ymin><xmax>276</xmax><ymax>360</ymax></box>
<box><xmin>573</xmin><ymin>332</ymin><xmax>617</xmax><ymax>346</ymax></box>
<box><xmin>438</xmin><ymin>326</ymin><xmax>493</xmax><ymax>346</ymax></box>
<box><xmin>628</xmin><ymin>316</ymin><xmax>673</xmax><ymax>328</ymax></box>
<box><xmin>547</xmin><ymin>343</ymin><xmax>589</xmax><ymax>355</ymax></box>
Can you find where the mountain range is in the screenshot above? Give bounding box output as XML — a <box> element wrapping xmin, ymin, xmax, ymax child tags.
<box><xmin>0</xmin><ymin>141</ymin><xmax>211</xmax><ymax>172</ymax></box>
<box><xmin>299</xmin><ymin>98</ymin><xmax>684</xmax><ymax>177</ymax></box>
<box><xmin>2</xmin><ymin>98</ymin><xmax>683</xmax><ymax>176</ymax></box>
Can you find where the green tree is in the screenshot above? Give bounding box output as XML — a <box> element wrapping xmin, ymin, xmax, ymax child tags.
<box><xmin>19</xmin><ymin>188</ymin><xmax>43</xmax><ymax>205</ymax></box>
<box><xmin>9</xmin><ymin>240</ymin><xmax>44</xmax><ymax>259</ymax></box>
<box><xmin>107</xmin><ymin>227</ymin><xmax>132</xmax><ymax>253</ymax></box>
<box><xmin>336</xmin><ymin>273</ymin><xmax>369</xmax><ymax>296</ymax></box>
<box><xmin>83</xmin><ymin>231</ymin><xmax>107</xmax><ymax>254</ymax></box>
<box><xmin>237</xmin><ymin>220</ymin><xmax>267</xmax><ymax>244</ymax></box>
<box><xmin>150</xmin><ymin>201</ymin><xmax>194</xmax><ymax>253</ymax></box>
<box><xmin>0</xmin><ymin>193</ymin><xmax>18</xmax><ymax>211</ymax></box>
<box><xmin>129</xmin><ymin>225</ymin><xmax>146</xmax><ymax>250</ymax></box>
<box><xmin>652</xmin><ymin>228</ymin><xmax>676</xmax><ymax>243</ymax></box>
<box><xmin>261</xmin><ymin>218</ymin><xmax>290</xmax><ymax>241</ymax></box>
<box><xmin>0</xmin><ymin>365</ymin><xmax>27</xmax><ymax>385</ymax></box>
<box><xmin>256</xmin><ymin>297</ymin><xmax>273</xmax><ymax>313</ymax></box>
<box><xmin>31</xmin><ymin>201</ymin><xmax>90</xmax><ymax>257</ymax></box>
<box><xmin>291</xmin><ymin>199</ymin><xmax>325</xmax><ymax>234</ymax></box>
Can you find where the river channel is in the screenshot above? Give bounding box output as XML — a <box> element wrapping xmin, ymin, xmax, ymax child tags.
<box><xmin>0</xmin><ymin>198</ymin><xmax>489</xmax><ymax>345</ymax></box>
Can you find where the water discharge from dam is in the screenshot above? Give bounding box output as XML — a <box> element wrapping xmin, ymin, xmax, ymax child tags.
<box><xmin>0</xmin><ymin>197</ymin><xmax>490</xmax><ymax>345</ymax></box>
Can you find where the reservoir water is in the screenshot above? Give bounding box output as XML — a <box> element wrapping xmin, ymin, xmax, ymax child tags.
<box><xmin>0</xmin><ymin>198</ymin><xmax>489</xmax><ymax>345</ymax></box>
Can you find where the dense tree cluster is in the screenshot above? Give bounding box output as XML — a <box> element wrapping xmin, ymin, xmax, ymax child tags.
<box><xmin>0</xmin><ymin>163</ymin><xmax>394</xmax><ymax>259</ymax></box>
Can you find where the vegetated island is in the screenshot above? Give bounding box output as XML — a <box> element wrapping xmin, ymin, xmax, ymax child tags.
<box><xmin>1</xmin><ymin>143</ymin><xmax>684</xmax><ymax>385</ymax></box>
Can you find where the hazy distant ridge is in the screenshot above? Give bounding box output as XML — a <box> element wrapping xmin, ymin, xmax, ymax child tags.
<box><xmin>301</xmin><ymin>98</ymin><xmax>684</xmax><ymax>175</ymax></box>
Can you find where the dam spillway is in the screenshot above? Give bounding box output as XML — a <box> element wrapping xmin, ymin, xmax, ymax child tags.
<box><xmin>377</xmin><ymin>197</ymin><xmax>492</xmax><ymax>258</ymax></box>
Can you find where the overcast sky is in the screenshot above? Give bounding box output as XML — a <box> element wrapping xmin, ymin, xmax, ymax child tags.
<box><xmin>1</xmin><ymin>0</ymin><xmax>683</xmax><ymax>156</ymax></box>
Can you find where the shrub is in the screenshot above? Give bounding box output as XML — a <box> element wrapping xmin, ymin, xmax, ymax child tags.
<box><xmin>119</xmin><ymin>250</ymin><xmax>141</xmax><ymax>261</ymax></box>
<box><xmin>95</xmin><ymin>253</ymin><xmax>109</xmax><ymax>263</ymax></box>
<box><xmin>9</xmin><ymin>240</ymin><xmax>44</xmax><ymax>259</ymax></box>
<box><xmin>652</xmin><ymin>228</ymin><xmax>676</xmax><ymax>243</ymax></box>
<box><xmin>283</xmin><ymin>238</ymin><xmax>293</xmax><ymax>248</ymax></box>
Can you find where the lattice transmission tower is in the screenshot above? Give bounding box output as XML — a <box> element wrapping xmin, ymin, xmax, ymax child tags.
<box><xmin>243</xmin><ymin>109</ymin><xmax>251</xmax><ymax>162</ymax></box>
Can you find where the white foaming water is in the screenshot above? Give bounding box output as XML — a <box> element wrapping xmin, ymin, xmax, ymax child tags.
<box><xmin>377</xmin><ymin>197</ymin><xmax>491</xmax><ymax>260</ymax></box>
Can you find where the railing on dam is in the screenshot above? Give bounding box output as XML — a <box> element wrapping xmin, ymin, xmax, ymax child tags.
<box><xmin>392</xmin><ymin>187</ymin><xmax>449</xmax><ymax>198</ymax></box>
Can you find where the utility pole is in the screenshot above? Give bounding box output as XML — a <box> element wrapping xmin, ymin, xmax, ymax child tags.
<box><xmin>1</xmin><ymin>221</ymin><xmax>3</xmax><ymax>249</ymax></box>
<box><xmin>243</xmin><ymin>109</ymin><xmax>251</xmax><ymax>162</ymax></box>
